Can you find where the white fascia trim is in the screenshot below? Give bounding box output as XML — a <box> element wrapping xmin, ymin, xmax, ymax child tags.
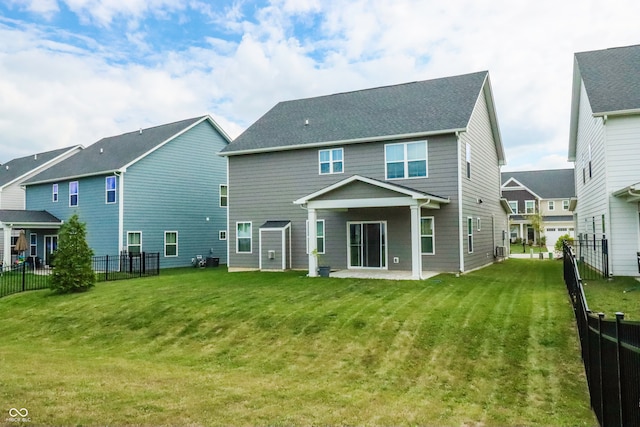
<box><xmin>593</xmin><ymin>108</ymin><xmax>640</xmax><ymax>118</ymax></box>
<box><xmin>219</xmin><ymin>128</ymin><xmax>466</xmax><ymax>157</ymax></box>
<box><xmin>567</xmin><ymin>61</ymin><xmax>583</xmax><ymax>161</ymax></box>
<box><xmin>480</xmin><ymin>73</ymin><xmax>506</xmax><ymax>166</ymax></box>
<box><xmin>500</xmin><ymin>177</ymin><xmax>543</xmax><ymax>200</ymax></box>
<box><xmin>0</xmin><ymin>221</ymin><xmax>63</xmax><ymax>229</ymax></box>
<box><xmin>23</xmin><ymin>169</ymin><xmax>122</xmax><ymax>186</ymax></box>
<box><xmin>306</xmin><ymin>197</ymin><xmax>444</xmax><ymax>210</ymax></box>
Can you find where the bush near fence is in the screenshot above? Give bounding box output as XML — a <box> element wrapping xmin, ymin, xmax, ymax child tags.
<box><xmin>0</xmin><ymin>252</ymin><xmax>160</xmax><ymax>298</ymax></box>
<box><xmin>563</xmin><ymin>241</ymin><xmax>640</xmax><ymax>427</ymax></box>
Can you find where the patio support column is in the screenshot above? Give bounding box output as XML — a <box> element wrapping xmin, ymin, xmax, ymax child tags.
<box><xmin>308</xmin><ymin>207</ymin><xmax>318</xmax><ymax>277</ymax></box>
<box><xmin>3</xmin><ymin>226</ymin><xmax>11</xmax><ymax>270</ymax></box>
<box><xmin>410</xmin><ymin>205</ymin><xmax>422</xmax><ymax>279</ymax></box>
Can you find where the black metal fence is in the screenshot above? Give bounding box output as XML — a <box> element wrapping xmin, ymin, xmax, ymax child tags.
<box><xmin>575</xmin><ymin>234</ymin><xmax>609</xmax><ymax>279</ymax></box>
<box><xmin>0</xmin><ymin>252</ymin><xmax>160</xmax><ymax>298</ymax></box>
<box><xmin>92</xmin><ymin>252</ymin><xmax>160</xmax><ymax>282</ymax></box>
<box><xmin>563</xmin><ymin>241</ymin><xmax>640</xmax><ymax>427</ymax></box>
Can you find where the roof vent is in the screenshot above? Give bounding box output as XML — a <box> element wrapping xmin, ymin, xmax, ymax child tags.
<box><xmin>139</xmin><ymin>128</ymin><xmax>143</xmax><ymax>135</ymax></box>
<box><xmin>34</xmin><ymin>154</ymin><xmax>38</xmax><ymax>160</ymax></box>
<box><xmin>5</xmin><ymin>165</ymin><xmax>8</xmax><ymax>170</ymax></box>
<box><xmin>100</xmin><ymin>148</ymin><xmax>104</xmax><ymax>154</ymax></box>
<box><xmin>304</xmin><ymin>119</ymin><xmax>309</xmax><ymax>126</ymax></box>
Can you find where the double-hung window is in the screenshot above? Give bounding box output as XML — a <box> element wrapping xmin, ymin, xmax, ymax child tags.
<box><xmin>466</xmin><ymin>142</ymin><xmax>471</xmax><ymax>179</ymax></box>
<box><xmin>220</xmin><ymin>184</ymin><xmax>228</xmax><ymax>207</ymax></box>
<box><xmin>508</xmin><ymin>201</ymin><xmax>518</xmax><ymax>214</ymax></box>
<box><xmin>525</xmin><ymin>200</ymin><xmax>535</xmax><ymax>214</ymax></box>
<box><xmin>385</xmin><ymin>141</ymin><xmax>427</xmax><ymax>179</ymax></box>
<box><xmin>421</xmin><ymin>217</ymin><xmax>434</xmax><ymax>255</ymax></box>
<box><xmin>563</xmin><ymin>200</ymin><xmax>570</xmax><ymax>210</ymax></box>
<box><xmin>106</xmin><ymin>176</ymin><xmax>116</xmax><ymax>204</ymax></box>
<box><xmin>467</xmin><ymin>217</ymin><xmax>474</xmax><ymax>253</ymax></box>
<box><xmin>52</xmin><ymin>184</ymin><xmax>58</xmax><ymax>202</ymax></box>
<box><xmin>69</xmin><ymin>181</ymin><xmax>79</xmax><ymax>207</ymax></box>
<box><xmin>30</xmin><ymin>233</ymin><xmax>37</xmax><ymax>257</ymax></box>
<box><xmin>164</xmin><ymin>231</ymin><xmax>178</xmax><ymax>257</ymax></box>
<box><xmin>127</xmin><ymin>232</ymin><xmax>141</xmax><ymax>254</ymax></box>
<box><xmin>548</xmin><ymin>201</ymin><xmax>554</xmax><ymax>211</ymax></box>
<box><xmin>319</xmin><ymin>148</ymin><xmax>343</xmax><ymax>174</ymax></box>
<box><xmin>237</xmin><ymin>222</ymin><xmax>252</xmax><ymax>253</ymax></box>
<box><xmin>306</xmin><ymin>220</ymin><xmax>325</xmax><ymax>254</ymax></box>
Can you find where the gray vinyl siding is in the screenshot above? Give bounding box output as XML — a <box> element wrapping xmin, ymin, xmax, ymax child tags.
<box><xmin>124</xmin><ymin>120</ymin><xmax>228</xmax><ymax>268</ymax></box>
<box><xmin>260</xmin><ymin>230</ymin><xmax>284</xmax><ymax>270</ymax></box>
<box><xmin>228</xmin><ymin>133</ymin><xmax>462</xmax><ymax>272</ymax></box>
<box><xmin>460</xmin><ymin>87</ymin><xmax>508</xmax><ymax>271</ymax></box>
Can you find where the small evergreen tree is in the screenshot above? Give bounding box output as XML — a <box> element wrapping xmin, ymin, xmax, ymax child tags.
<box><xmin>50</xmin><ymin>213</ymin><xmax>95</xmax><ymax>293</ymax></box>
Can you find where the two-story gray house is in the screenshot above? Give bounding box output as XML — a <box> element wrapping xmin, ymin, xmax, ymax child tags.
<box><xmin>23</xmin><ymin>116</ymin><xmax>230</xmax><ymax>268</ymax></box>
<box><xmin>220</xmin><ymin>71</ymin><xmax>509</xmax><ymax>278</ymax></box>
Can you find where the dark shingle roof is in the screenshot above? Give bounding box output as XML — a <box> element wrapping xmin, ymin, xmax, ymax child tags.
<box><xmin>222</xmin><ymin>71</ymin><xmax>490</xmax><ymax>154</ymax></box>
<box><xmin>501</xmin><ymin>169</ymin><xmax>575</xmax><ymax>199</ymax></box>
<box><xmin>575</xmin><ymin>45</ymin><xmax>640</xmax><ymax>114</ymax></box>
<box><xmin>0</xmin><ymin>209</ymin><xmax>62</xmax><ymax>224</ymax></box>
<box><xmin>0</xmin><ymin>146</ymin><xmax>81</xmax><ymax>187</ymax></box>
<box><xmin>25</xmin><ymin>116</ymin><xmax>207</xmax><ymax>184</ymax></box>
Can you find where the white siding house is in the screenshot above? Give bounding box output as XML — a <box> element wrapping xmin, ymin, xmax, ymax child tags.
<box><xmin>568</xmin><ymin>44</ymin><xmax>640</xmax><ymax>276</ymax></box>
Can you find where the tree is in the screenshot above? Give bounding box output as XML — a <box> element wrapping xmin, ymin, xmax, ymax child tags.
<box><xmin>528</xmin><ymin>210</ymin><xmax>545</xmax><ymax>248</ymax></box>
<box><xmin>50</xmin><ymin>213</ymin><xmax>95</xmax><ymax>293</ymax></box>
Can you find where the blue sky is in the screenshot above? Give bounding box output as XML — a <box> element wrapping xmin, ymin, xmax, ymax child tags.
<box><xmin>0</xmin><ymin>0</ymin><xmax>638</xmax><ymax>170</ymax></box>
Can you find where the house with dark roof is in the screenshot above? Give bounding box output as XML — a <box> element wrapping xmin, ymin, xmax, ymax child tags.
<box><xmin>23</xmin><ymin>116</ymin><xmax>230</xmax><ymax>268</ymax></box>
<box><xmin>568</xmin><ymin>44</ymin><xmax>640</xmax><ymax>276</ymax></box>
<box><xmin>501</xmin><ymin>169</ymin><xmax>576</xmax><ymax>248</ymax></box>
<box><xmin>0</xmin><ymin>146</ymin><xmax>82</xmax><ymax>266</ymax></box>
<box><xmin>220</xmin><ymin>71</ymin><xmax>510</xmax><ymax>278</ymax></box>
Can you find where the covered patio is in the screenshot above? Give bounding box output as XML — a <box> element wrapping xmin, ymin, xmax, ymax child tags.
<box><xmin>0</xmin><ymin>210</ymin><xmax>63</xmax><ymax>269</ymax></box>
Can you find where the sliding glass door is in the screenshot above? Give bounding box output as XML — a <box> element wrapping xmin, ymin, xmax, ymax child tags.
<box><xmin>348</xmin><ymin>222</ymin><xmax>386</xmax><ymax>268</ymax></box>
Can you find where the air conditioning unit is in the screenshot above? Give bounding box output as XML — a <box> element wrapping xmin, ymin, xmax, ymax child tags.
<box><xmin>495</xmin><ymin>246</ymin><xmax>506</xmax><ymax>258</ymax></box>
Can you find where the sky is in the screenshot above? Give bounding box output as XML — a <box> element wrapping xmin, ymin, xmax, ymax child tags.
<box><xmin>0</xmin><ymin>0</ymin><xmax>638</xmax><ymax>171</ymax></box>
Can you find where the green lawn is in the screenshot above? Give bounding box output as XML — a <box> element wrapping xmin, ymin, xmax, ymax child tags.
<box><xmin>581</xmin><ymin>275</ymin><xmax>640</xmax><ymax>320</ymax></box>
<box><xmin>0</xmin><ymin>261</ymin><xmax>595</xmax><ymax>426</ymax></box>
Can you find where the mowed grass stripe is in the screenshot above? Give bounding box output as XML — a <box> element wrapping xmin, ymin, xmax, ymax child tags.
<box><xmin>0</xmin><ymin>262</ymin><xmax>596</xmax><ymax>426</ymax></box>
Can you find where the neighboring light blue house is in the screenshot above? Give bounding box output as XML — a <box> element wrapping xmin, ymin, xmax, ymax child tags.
<box><xmin>23</xmin><ymin>116</ymin><xmax>230</xmax><ymax>268</ymax></box>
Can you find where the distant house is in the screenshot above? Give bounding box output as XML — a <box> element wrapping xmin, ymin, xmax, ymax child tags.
<box><xmin>23</xmin><ymin>116</ymin><xmax>230</xmax><ymax>268</ymax></box>
<box><xmin>0</xmin><ymin>146</ymin><xmax>82</xmax><ymax>266</ymax></box>
<box><xmin>568</xmin><ymin>44</ymin><xmax>640</xmax><ymax>276</ymax></box>
<box><xmin>220</xmin><ymin>71</ymin><xmax>510</xmax><ymax>278</ymax></box>
<box><xmin>501</xmin><ymin>169</ymin><xmax>576</xmax><ymax>247</ymax></box>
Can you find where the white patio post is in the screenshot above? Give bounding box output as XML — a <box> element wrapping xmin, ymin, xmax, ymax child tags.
<box><xmin>410</xmin><ymin>205</ymin><xmax>422</xmax><ymax>279</ymax></box>
<box><xmin>3</xmin><ymin>226</ymin><xmax>11</xmax><ymax>270</ymax></box>
<box><xmin>308</xmin><ymin>207</ymin><xmax>318</xmax><ymax>277</ymax></box>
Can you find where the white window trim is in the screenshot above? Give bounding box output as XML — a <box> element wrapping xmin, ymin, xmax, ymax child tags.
<box><xmin>236</xmin><ymin>221</ymin><xmax>252</xmax><ymax>254</ymax></box>
<box><xmin>467</xmin><ymin>217</ymin><xmax>474</xmax><ymax>253</ymax></box>
<box><xmin>164</xmin><ymin>231</ymin><xmax>178</xmax><ymax>257</ymax></box>
<box><xmin>106</xmin><ymin>176</ymin><xmax>117</xmax><ymax>204</ymax></box>
<box><xmin>30</xmin><ymin>233</ymin><xmax>37</xmax><ymax>257</ymax></box>
<box><xmin>318</xmin><ymin>148</ymin><xmax>344</xmax><ymax>175</ymax></box>
<box><xmin>219</xmin><ymin>184</ymin><xmax>228</xmax><ymax>208</ymax></box>
<box><xmin>52</xmin><ymin>183</ymin><xmax>58</xmax><ymax>203</ymax></box>
<box><xmin>525</xmin><ymin>200</ymin><xmax>535</xmax><ymax>214</ymax></box>
<box><xmin>548</xmin><ymin>201</ymin><xmax>554</xmax><ymax>211</ymax></box>
<box><xmin>466</xmin><ymin>142</ymin><xmax>471</xmax><ymax>179</ymax></box>
<box><xmin>306</xmin><ymin>219</ymin><xmax>325</xmax><ymax>254</ymax></box>
<box><xmin>563</xmin><ymin>200</ymin><xmax>569</xmax><ymax>211</ymax></box>
<box><xmin>508</xmin><ymin>201</ymin><xmax>518</xmax><ymax>214</ymax></box>
<box><xmin>421</xmin><ymin>216</ymin><xmax>435</xmax><ymax>255</ymax></box>
<box><xmin>127</xmin><ymin>231</ymin><xmax>142</xmax><ymax>254</ymax></box>
<box><xmin>384</xmin><ymin>141</ymin><xmax>428</xmax><ymax>180</ymax></box>
<box><xmin>69</xmin><ymin>181</ymin><xmax>79</xmax><ymax>207</ymax></box>
<box><xmin>219</xmin><ymin>230</ymin><xmax>227</xmax><ymax>240</ymax></box>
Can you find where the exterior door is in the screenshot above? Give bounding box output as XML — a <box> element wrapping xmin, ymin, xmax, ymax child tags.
<box><xmin>348</xmin><ymin>222</ymin><xmax>386</xmax><ymax>268</ymax></box>
<box><xmin>45</xmin><ymin>235</ymin><xmax>58</xmax><ymax>266</ymax></box>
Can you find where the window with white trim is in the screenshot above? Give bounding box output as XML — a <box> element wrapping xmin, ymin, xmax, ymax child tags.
<box><xmin>164</xmin><ymin>231</ymin><xmax>178</xmax><ymax>257</ymax></box>
<box><xmin>563</xmin><ymin>200</ymin><xmax>570</xmax><ymax>210</ymax></box>
<box><xmin>508</xmin><ymin>200</ymin><xmax>518</xmax><ymax>214</ymax></box>
<box><xmin>525</xmin><ymin>200</ymin><xmax>535</xmax><ymax>214</ymax></box>
<box><xmin>69</xmin><ymin>181</ymin><xmax>79</xmax><ymax>207</ymax></box>
<box><xmin>219</xmin><ymin>230</ymin><xmax>227</xmax><ymax>240</ymax></box>
<box><xmin>236</xmin><ymin>222</ymin><xmax>252</xmax><ymax>253</ymax></box>
<box><xmin>52</xmin><ymin>184</ymin><xmax>58</xmax><ymax>202</ymax></box>
<box><xmin>466</xmin><ymin>142</ymin><xmax>471</xmax><ymax>179</ymax></box>
<box><xmin>106</xmin><ymin>176</ymin><xmax>116</xmax><ymax>204</ymax></box>
<box><xmin>220</xmin><ymin>184</ymin><xmax>228</xmax><ymax>207</ymax></box>
<box><xmin>319</xmin><ymin>148</ymin><xmax>343</xmax><ymax>174</ymax></box>
<box><xmin>467</xmin><ymin>217</ymin><xmax>474</xmax><ymax>253</ymax></box>
<box><xmin>30</xmin><ymin>233</ymin><xmax>37</xmax><ymax>257</ymax></box>
<box><xmin>548</xmin><ymin>201</ymin><xmax>554</xmax><ymax>211</ymax></box>
<box><xmin>306</xmin><ymin>220</ymin><xmax>325</xmax><ymax>254</ymax></box>
<box><xmin>385</xmin><ymin>141</ymin><xmax>427</xmax><ymax>179</ymax></box>
<box><xmin>420</xmin><ymin>217</ymin><xmax>434</xmax><ymax>255</ymax></box>
<box><xmin>127</xmin><ymin>232</ymin><xmax>141</xmax><ymax>254</ymax></box>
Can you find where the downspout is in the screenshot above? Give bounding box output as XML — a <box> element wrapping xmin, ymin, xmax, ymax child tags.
<box><xmin>456</xmin><ymin>131</ymin><xmax>465</xmax><ymax>273</ymax></box>
<box><xmin>116</xmin><ymin>170</ymin><xmax>124</xmax><ymax>253</ymax></box>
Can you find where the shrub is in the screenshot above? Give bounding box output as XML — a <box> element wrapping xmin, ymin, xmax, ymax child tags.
<box><xmin>554</xmin><ymin>234</ymin><xmax>574</xmax><ymax>252</ymax></box>
<box><xmin>50</xmin><ymin>214</ymin><xmax>95</xmax><ymax>293</ymax></box>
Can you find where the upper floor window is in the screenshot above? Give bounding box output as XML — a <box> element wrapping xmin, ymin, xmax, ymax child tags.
<box><xmin>220</xmin><ymin>184</ymin><xmax>228</xmax><ymax>207</ymax></box>
<box><xmin>319</xmin><ymin>148</ymin><xmax>343</xmax><ymax>174</ymax></box>
<box><xmin>562</xmin><ymin>200</ymin><xmax>570</xmax><ymax>210</ymax></box>
<box><xmin>525</xmin><ymin>200</ymin><xmax>535</xmax><ymax>214</ymax></box>
<box><xmin>466</xmin><ymin>142</ymin><xmax>471</xmax><ymax>179</ymax></box>
<box><xmin>106</xmin><ymin>176</ymin><xmax>116</xmax><ymax>204</ymax></box>
<box><xmin>548</xmin><ymin>201</ymin><xmax>555</xmax><ymax>211</ymax></box>
<box><xmin>385</xmin><ymin>141</ymin><xmax>427</xmax><ymax>180</ymax></box>
<box><xmin>52</xmin><ymin>184</ymin><xmax>58</xmax><ymax>203</ymax></box>
<box><xmin>69</xmin><ymin>181</ymin><xmax>79</xmax><ymax>207</ymax></box>
<box><xmin>508</xmin><ymin>201</ymin><xmax>518</xmax><ymax>214</ymax></box>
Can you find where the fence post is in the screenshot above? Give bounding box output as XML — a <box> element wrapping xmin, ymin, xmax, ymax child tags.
<box><xmin>21</xmin><ymin>261</ymin><xmax>26</xmax><ymax>292</ymax></box>
<box><xmin>105</xmin><ymin>255</ymin><xmax>109</xmax><ymax>282</ymax></box>
<box><xmin>597</xmin><ymin>312</ymin><xmax>605</xmax><ymax>426</ymax></box>
<box><xmin>615</xmin><ymin>312</ymin><xmax>625</xmax><ymax>426</ymax></box>
<box><xmin>141</xmin><ymin>252</ymin><xmax>145</xmax><ymax>277</ymax></box>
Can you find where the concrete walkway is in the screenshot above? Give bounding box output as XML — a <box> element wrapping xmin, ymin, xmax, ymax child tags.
<box><xmin>330</xmin><ymin>269</ymin><xmax>440</xmax><ymax>281</ymax></box>
<box><xmin>509</xmin><ymin>247</ymin><xmax>558</xmax><ymax>260</ymax></box>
